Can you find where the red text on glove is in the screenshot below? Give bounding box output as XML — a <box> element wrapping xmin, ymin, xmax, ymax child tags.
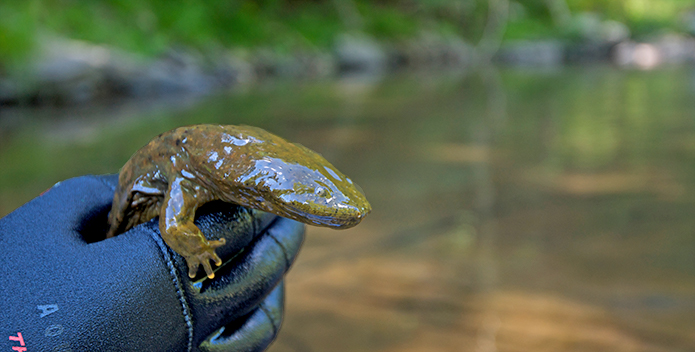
<box><xmin>8</xmin><ymin>332</ymin><xmax>26</xmax><ymax>351</ymax></box>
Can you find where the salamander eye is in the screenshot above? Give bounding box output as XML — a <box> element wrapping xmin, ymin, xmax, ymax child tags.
<box><xmin>315</xmin><ymin>187</ymin><xmax>329</xmax><ymax>197</ymax></box>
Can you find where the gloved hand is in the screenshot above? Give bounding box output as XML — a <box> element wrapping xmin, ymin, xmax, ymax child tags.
<box><xmin>0</xmin><ymin>174</ymin><xmax>304</xmax><ymax>352</ymax></box>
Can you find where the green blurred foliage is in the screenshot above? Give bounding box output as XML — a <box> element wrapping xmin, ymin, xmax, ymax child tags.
<box><xmin>1</xmin><ymin>0</ymin><xmax>695</xmax><ymax>65</ymax></box>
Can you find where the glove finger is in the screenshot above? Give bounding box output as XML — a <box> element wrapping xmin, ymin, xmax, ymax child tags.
<box><xmin>186</xmin><ymin>217</ymin><xmax>304</xmax><ymax>342</ymax></box>
<box><xmin>134</xmin><ymin>200</ymin><xmax>278</xmax><ymax>281</ymax></box>
<box><xmin>191</xmin><ymin>202</ymin><xmax>277</xmax><ymax>262</ymax></box>
<box><xmin>197</xmin><ymin>281</ymin><xmax>285</xmax><ymax>352</ymax></box>
<box><xmin>96</xmin><ymin>173</ymin><xmax>120</xmax><ymax>190</ymax></box>
<box><xmin>5</xmin><ymin>175</ymin><xmax>117</xmax><ymax>246</ymax></box>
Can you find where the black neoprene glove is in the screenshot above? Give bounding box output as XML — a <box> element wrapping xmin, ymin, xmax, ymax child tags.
<box><xmin>0</xmin><ymin>174</ymin><xmax>304</xmax><ymax>352</ymax></box>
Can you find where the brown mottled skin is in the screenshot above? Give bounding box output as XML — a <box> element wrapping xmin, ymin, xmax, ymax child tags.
<box><xmin>106</xmin><ymin>124</ymin><xmax>371</xmax><ymax>279</ymax></box>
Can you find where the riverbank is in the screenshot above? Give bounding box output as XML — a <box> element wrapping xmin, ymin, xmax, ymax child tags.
<box><xmin>3</xmin><ymin>0</ymin><xmax>695</xmax><ymax>107</ymax></box>
<box><xmin>2</xmin><ymin>30</ymin><xmax>695</xmax><ymax>107</ymax></box>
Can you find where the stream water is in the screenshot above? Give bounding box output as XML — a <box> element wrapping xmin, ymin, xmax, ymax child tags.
<box><xmin>1</xmin><ymin>65</ymin><xmax>694</xmax><ymax>351</ymax></box>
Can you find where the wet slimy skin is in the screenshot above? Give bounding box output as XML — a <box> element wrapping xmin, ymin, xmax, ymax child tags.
<box><xmin>106</xmin><ymin>124</ymin><xmax>371</xmax><ymax>279</ymax></box>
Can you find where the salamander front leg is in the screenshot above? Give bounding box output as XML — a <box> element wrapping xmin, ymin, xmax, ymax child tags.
<box><xmin>160</xmin><ymin>177</ymin><xmax>226</xmax><ymax>279</ymax></box>
<box><xmin>163</xmin><ymin>221</ymin><xmax>226</xmax><ymax>279</ymax></box>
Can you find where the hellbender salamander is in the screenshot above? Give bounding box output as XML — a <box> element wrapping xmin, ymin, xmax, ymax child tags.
<box><xmin>106</xmin><ymin>124</ymin><xmax>371</xmax><ymax>278</ymax></box>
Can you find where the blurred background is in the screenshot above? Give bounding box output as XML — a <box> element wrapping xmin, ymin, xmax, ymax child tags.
<box><xmin>2</xmin><ymin>1</ymin><xmax>695</xmax><ymax>351</ymax></box>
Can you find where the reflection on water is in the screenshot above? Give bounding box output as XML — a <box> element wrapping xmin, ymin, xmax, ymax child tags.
<box><xmin>2</xmin><ymin>66</ymin><xmax>695</xmax><ymax>351</ymax></box>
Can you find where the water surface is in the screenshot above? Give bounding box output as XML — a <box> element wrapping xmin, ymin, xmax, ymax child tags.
<box><xmin>1</xmin><ymin>66</ymin><xmax>694</xmax><ymax>351</ymax></box>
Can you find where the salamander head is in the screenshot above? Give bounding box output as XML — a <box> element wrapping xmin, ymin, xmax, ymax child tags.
<box><xmin>236</xmin><ymin>156</ymin><xmax>371</xmax><ymax>228</ymax></box>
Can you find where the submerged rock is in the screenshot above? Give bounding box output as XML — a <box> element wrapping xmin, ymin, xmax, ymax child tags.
<box><xmin>4</xmin><ymin>37</ymin><xmax>251</xmax><ymax>106</ymax></box>
<box><xmin>613</xmin><ymin>34</ymin><xmax>695</xmax><ymax>68</ymax></box>
<box><xmin>562</xmin><ymin>13</ymin><xmax>629</xmax><ymax>63</ymax></box>
<box><xmin>334</xmin><ymin>33</ymin><xmax>387</xmax><ymax>76</ymax></box>
<box><xmin>129</xmin><ymin>49</ymin><xmax>215</xmax><ymax>97</ymax></box>
<box><xmin>30</xmin><ymin>38</ymin><xmax>111</xmax><ymax>104</ymax></box>
<box><xmin>250</xmin><ymin>49</ymin><xmax>335</xmax><ymax>80</ymax></box>
<box><xmin>391</xmin><ymin>33</ymin><xmax>475</xmax><ymax>70</ymax></box>
<box><xmin>495</xmin><ymin>40</ymin><xmax>565</xmax><ymax>66</ymax></box>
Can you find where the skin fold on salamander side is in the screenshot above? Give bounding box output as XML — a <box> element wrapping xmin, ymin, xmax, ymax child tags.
<box><xmin>106</xmin><ymin>124</ymin><xmax>371</xmax><ymax>279</ymax></box>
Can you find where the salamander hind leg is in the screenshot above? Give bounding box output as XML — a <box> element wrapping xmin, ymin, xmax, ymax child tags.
<box><xmin>160</xmin><ymin>177</ymin><xmax>226</xmax><ymax>279</ymax></box>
